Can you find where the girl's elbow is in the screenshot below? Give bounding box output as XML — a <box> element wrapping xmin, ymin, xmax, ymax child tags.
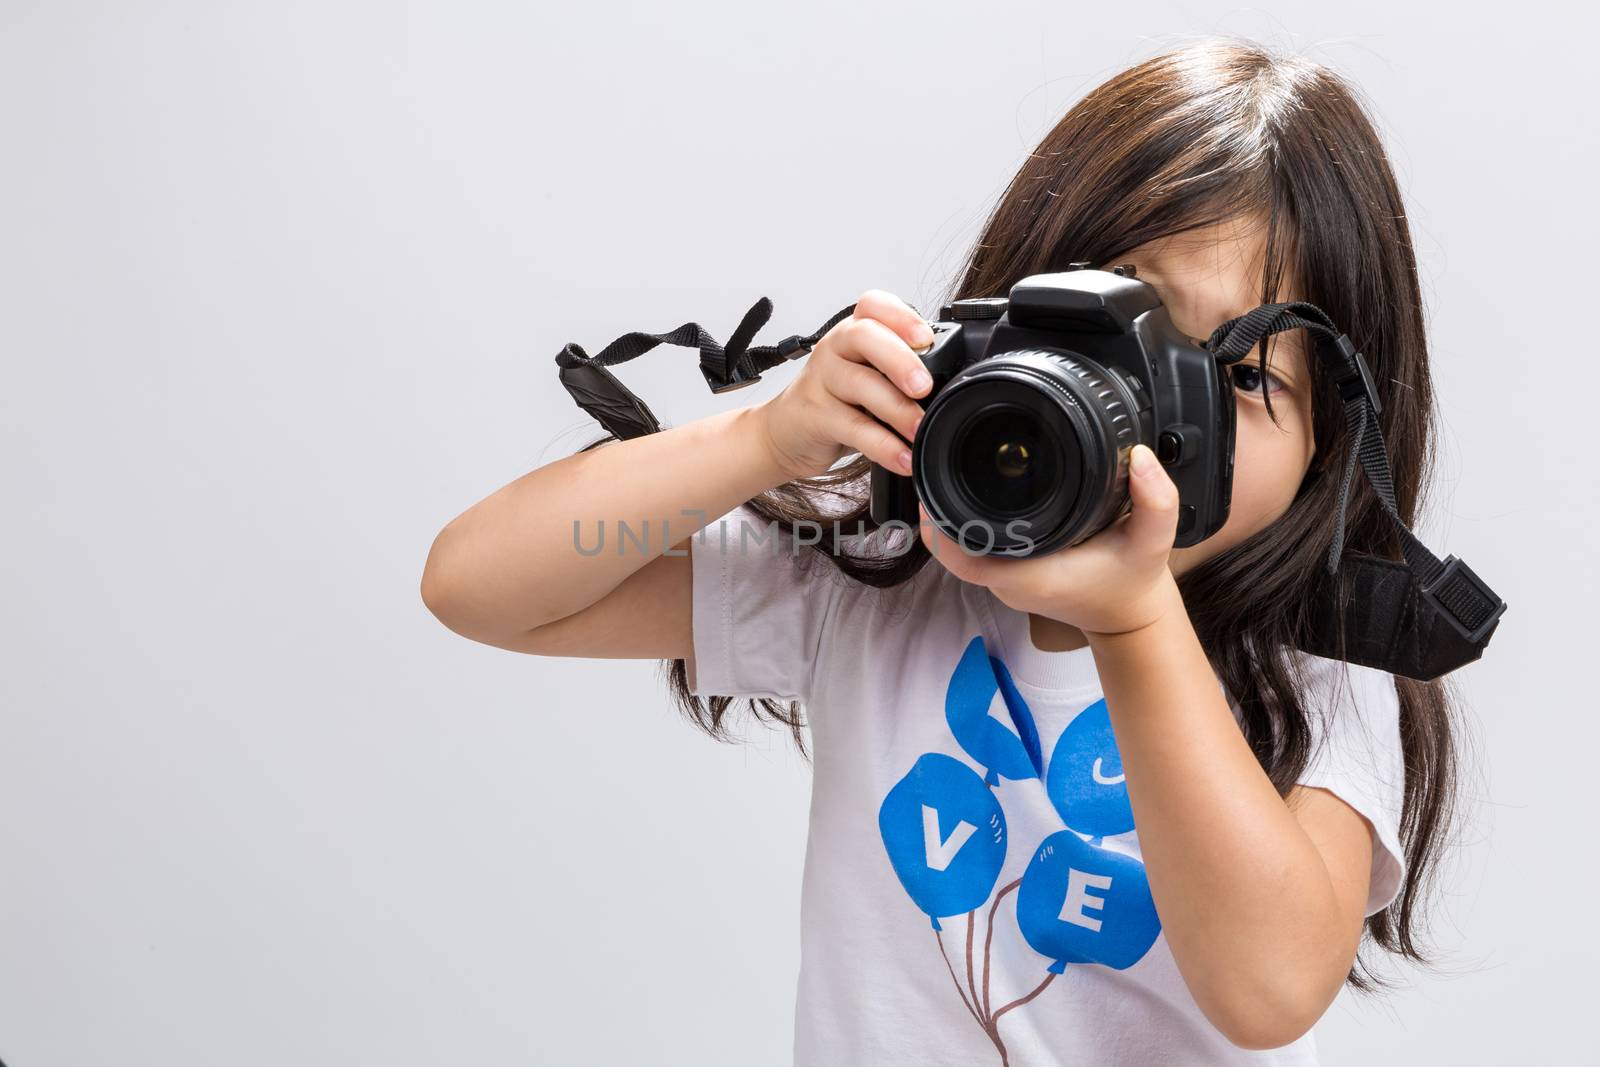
<box><xmin>1205</xmin><ymin>983</ymin><xmax>1329</xmax><ymax>1051</ymax></box>
<box><xmin>420</xmin><ymin>532</ymin><xmax>548</xmax><ymax>646</ymax></box>
<box><xmin>1213</xmin><ymin>1009</ymin><xmax>1315</xmax><ymax>1052</ymax></box>
<box><xmin>421</xmin><ymin>574</ymin><xmax>464</xmax><ymax>638</ymax></box>
<box><xmin>420</xmin><ymin>530</ymin><xmax>473</xmax><ymax>634</ymax></box>
<box><xmin>419</xmin><ymin>562</ymin><xmax>454</xmax><ymax>628</ymax></box>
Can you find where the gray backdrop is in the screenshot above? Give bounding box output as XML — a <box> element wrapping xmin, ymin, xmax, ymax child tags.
<box><xmin>2</xmin><ymin>2</ymin><xmax>1593</xmax><ymax>1063</ymax></box>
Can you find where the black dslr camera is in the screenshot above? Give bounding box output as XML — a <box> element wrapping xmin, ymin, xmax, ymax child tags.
<box><xmin>868</xmin><ymin>264</ymin><xmax>1235</xmax><ymax>557</ymax></box>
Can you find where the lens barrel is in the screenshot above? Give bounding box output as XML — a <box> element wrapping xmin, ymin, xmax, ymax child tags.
<box><xmin>912</xmin><ymin>349</ymin><xmax>1146</xmax><ymax>556</ymax></box>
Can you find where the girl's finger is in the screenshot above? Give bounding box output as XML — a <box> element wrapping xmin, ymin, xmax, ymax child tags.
<box><xmin>853</xmin><ymin>288</ymin><xmax>935</xmax><ymax>352</ymax></box>
<box><xmin>1118</xmin><ymin>444</ymin><xmax>1181</xmax><ymax>555</ymax></box>
<box><xmin>918</xmin><ymin>503</ymin><xmax>1006</xmax><ymax>584</ymax></box>
<box><xmin>833</xmin><ymin>407</ymin><xmax>915</xmax><ymax>475</ymax></box>
<box><xmin>824</xmin><ymin>358</ymin><xmax>925</xmax><ymax>445</ymax></box>
<box><xmin>837</xmin><ymin>316</ymin><xmax>936</xmax><ymax>400</ymax></box>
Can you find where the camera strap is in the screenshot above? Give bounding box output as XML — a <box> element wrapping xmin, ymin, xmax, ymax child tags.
<box><xmin>552</xmin><ymin>296</ymin><xmax>1505</xmax><ymax>681</ymax></box>
<box><xmin>1203</xmin><ymin>302</ymin><xmax>1506</xmax><ymax>679</ymax></box>
<box><xmin>554</xmin><ymin>296</ymin><xmax>855</xmax><ymax>441</ymax></box>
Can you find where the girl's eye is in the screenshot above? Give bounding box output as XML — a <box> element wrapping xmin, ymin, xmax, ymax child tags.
<box><xmin>1230</xmin><ymin>363</ymin><xmax>1287</xmax><ymax>396</ymax></box>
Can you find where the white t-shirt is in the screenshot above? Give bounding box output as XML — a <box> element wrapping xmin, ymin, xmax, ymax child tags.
<box><xmin>687</xmin><ymin>504</ymin><xmax>1407</xmax><ymax>1066</ymax></box>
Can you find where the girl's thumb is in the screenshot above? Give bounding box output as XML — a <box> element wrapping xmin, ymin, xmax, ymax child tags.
<box><xmin>1122</xmin><ymin>444</ymin><xmax>1181</xmax><ymax>553</ymax></box>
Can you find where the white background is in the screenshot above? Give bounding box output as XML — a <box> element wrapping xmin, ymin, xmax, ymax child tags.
<box><xmin>2</xmin><ymin>2</ymin><xmax>1594</xmax><ymax>1063</ymax></box>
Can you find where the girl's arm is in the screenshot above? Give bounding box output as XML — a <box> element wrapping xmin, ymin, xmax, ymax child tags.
<box><xmin>918</xmin><ymin>449</ymin><xmax>1375</xmax><ymax>1051</ymax></box>
<box><xmin>421</xmin><ymin>291</ymin><xmax>933</xmax><ymax>660</ymax></box>
<box><xmin>421</xmin><ymin>404</ymin><xmax>786</xmax><ymax>658</ymax></box>
<box><xmin>1087</xmin><ymin>578</ymin><xmax>1374</xmax><ymax>1051</ymax></box>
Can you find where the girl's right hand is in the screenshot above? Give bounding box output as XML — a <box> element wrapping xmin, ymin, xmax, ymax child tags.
<box><xmin>754</xmin><ymin>289</ymin><xmax>936</xmax><ymax>481</ymax></box>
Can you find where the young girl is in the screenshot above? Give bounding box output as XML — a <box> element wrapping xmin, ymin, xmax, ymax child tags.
<box><xmin>423</xmin><ymin>39</ymin><xmax>1462</xmax><ymax>1065</ymax></box>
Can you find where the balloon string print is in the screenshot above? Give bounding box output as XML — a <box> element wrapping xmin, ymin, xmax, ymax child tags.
<box><xmin>878</xmin><ymin>635</ymin><xmax>1164</xmax><ymax>1064</ymax></box>
<box><xmin>982</xmin><ymin>878</ymin><xmax>1021</xmax><ymax>1018</ymax></box>
<box><xmin>928</xmin><ymin>885</ymin><xmax>1061</xmax><ymax>1067</ymax></box>
<box><xmin>934</xmin><ymin>913</ymin><xmax>984</xmax><ymax>1028</ymax></box>
<box><xmin>966</xmin><ymin>899</ymin><xmax>981</xmax><ymax>1017</ymax></box>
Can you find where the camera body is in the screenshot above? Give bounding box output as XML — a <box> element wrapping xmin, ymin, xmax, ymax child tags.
<box><xmin>869</xmin><ymin>265</ymin><xmax>1235</xmax><ymax>556</ymax></box>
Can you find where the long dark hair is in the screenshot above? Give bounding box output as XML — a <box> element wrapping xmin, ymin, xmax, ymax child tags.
<box><xmin>629</xmin><ymin>38</ymin><xmax>1466</xmax><ymax>991</ymax></box>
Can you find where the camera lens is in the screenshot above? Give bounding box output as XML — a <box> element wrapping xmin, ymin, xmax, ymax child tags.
<box><xmin>954</xmin><ymin>404</ymin><xmax>1061</xmax><ymax>516</ymax></box>
<box><xmin>911</xmin><ymin>349</ymin><xmax>1144</xmax><ymax>556</ymax></box>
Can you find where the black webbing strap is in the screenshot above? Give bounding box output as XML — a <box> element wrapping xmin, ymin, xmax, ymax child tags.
<box><xmin>1204</xmin><ymin>302</ymin><xmax>1505</xmax><ymax>647</ymax></box>
<box><xmin>554</xmin><ymin>297</ymin><xmax>857</xmax><ymax>441</ymax></box>
<box><xmin>549</xmin><ymin>292</ymin><xmax>1505</xmax><ymax>672</ymax></box>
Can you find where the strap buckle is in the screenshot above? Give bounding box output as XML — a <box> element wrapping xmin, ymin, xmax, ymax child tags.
<box><xmin>1331</xmin><ymin>334</ymin><xmax>1383</xmax><ymax>416</ymax></box>
<box><xmin>701</xmin><ymin>360</ymin><xmax>762</xmax><ymax>393</ymax></box>
<box><xmin>702</xmin><ymin>334</ymin><xmax>814</xmax><ymax>392</ymax></box>
<box><xmin>775</xmin><ymin>334</ymin><xmax>813</xmax><ymax>361</ymax></box>
<box><xmin>1420</xmin><ymin>554</ymin><xmax>1507</xmax><ymax>645</ymax></box>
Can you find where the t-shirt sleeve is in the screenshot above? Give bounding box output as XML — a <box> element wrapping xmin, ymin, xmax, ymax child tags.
<box><xmin>1292</xmin><ymin>652</ymin><xmax>1409</xmax><ymax>918</ymax></box>
<box><xmin>686</xmin><ymin>503</ymin><xmax>847</xmax><ymax>703</ymax></box>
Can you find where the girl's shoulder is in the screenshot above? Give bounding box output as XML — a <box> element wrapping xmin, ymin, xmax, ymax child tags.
<box><xmin>691</xmin><ymin>504</ymin><xmax>1109</xmax><ymax>765</ymax></box>
<box><xmin>1280</xmin><ymin>648</ymin><xmax>1408</xmax><ymax>916</ymax></box>
<box><xmin>1288</xmin><ymin>648</ymin><xmax>1403</xmax><ymax>726</ymax></box>
<box><xmin>689</xmin><ymin>502</ymin><xmax>984</xmax><ymax>703</ymax></box>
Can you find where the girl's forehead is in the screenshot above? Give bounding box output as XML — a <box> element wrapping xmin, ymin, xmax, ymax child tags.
<box><xmin>1117</xmin><ymin>217</ymin><xmax>1310</xmax><ymax>375</ymax></box>
<box><xmin>1119</xmin><ymin>216</ymin><xmax>1297</xmax><ymax>309</ymax></box>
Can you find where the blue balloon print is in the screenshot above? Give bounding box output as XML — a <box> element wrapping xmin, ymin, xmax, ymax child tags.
<box><xmin>992</xmin><ymin>654</ymin><xmax>1044</xmax><ymax>777</ymax></box>
<box><xmin>879</xmin><ymin>753</ymin><xmax>1007</xmax><ymax>930</ymax></box>
<box><xmin>1017</xmin><ymin>829</ymin><xmax>1161</xmax><ymax>974</ymax></box>
<box><xmin>944</xmin><ymin>636</ymin><xmax>1043</xmax><ymax>786</ymax></box>
<box><xmin>1045</xmin><ymin>699</ymin><xmax>1134</xmax><ymax>838</ymax></box>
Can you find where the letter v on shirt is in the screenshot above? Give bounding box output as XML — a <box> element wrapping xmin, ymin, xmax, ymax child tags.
<box><xmin>922</xmin><ymin>804</ymin><xmax>977</xmax><ymax>872</ymax></box>
<box><xmin>688</xmin><ymin>504</ymin><xmax>1407</xmax><ymax>1067</ymax></box>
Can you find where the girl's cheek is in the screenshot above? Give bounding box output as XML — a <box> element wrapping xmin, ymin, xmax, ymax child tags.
<box><xmin>1168</xmin><ymin>398</ymin><xmax>1314</xmax><ymax>574</ymax></box>
<box><xmin>1231</xmin><ymin>400</ymin><xmax>1315</xmax><ymax>529</ymax></box>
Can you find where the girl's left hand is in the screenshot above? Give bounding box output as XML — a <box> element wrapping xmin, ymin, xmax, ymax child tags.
<box><xmin>918</xmin><ymin>442</ymin><xmax>1184</xmax><ymax>637</ymax></box>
